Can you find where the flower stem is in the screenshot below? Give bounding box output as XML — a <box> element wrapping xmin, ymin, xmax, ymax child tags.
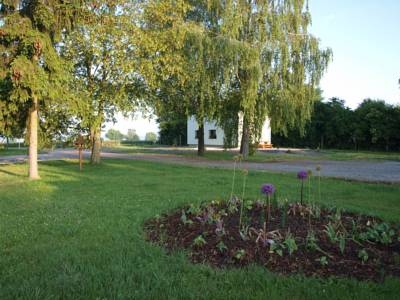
<box><xmin>268</xmin><ymin>195</ymin><xmax>271</xmax><ymax>224</ymax></box>
<box><xmin>300</xmin><ymin>179</ymin><xmax>304</xmax><ymax>205</ymax></box>
<box><xmin>318</xmin><ymin>171</ymin><xmax>321</xmax><ymax>202</ymax></box>
<box><xmin>239</xmin><ymin>171</ymin><xmax>247</xmax><ymax>231</ymax></box>
<box><xmin>230</xmin><ymin>160</ymin><xmax>237</xmax><ymax>200</ymax></box>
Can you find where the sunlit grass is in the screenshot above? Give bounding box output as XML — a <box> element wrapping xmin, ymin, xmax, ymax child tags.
<box><xmin>1</xmin><ymin>159</ymin><xmax>399</xmax><ymax>299</ymax></box>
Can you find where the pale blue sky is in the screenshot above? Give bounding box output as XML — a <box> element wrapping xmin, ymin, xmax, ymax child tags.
<box><xmin>309</xmin><ymin>0</ymin><xmax>400</xmax><ymax>108</ymax></box>
<box><xmin>106</xmin><ymin>1</ymin><xmax>400</xmax><ymax>137</ymax></box>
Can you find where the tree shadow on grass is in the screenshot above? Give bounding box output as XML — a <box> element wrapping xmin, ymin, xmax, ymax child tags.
<box><xmin>0</xmin><ymin>167</ymin><xmax>25</xmax><ymax>178</ymax></box>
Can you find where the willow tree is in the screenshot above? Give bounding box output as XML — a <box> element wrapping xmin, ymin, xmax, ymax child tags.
<box><xmin>0</xmin><ymin>0</ymin><xmax>84</xmax><ymax>179</ymax></box>
<box><xmin>212</xmin><ymin>0</ymin><xmax>332</xmax><ymax>157</ymax></box>
<box><xmin>62</xmin><ymin>0</ymin><xmax>143</xmax><ymax>164</ymax></box>
<box><xmin>138</xmin><ymin>0</ymin><xmax>212</xmax><ymax>155</ymax></box>
<box><xmin>141</xmin><ymin>0</ymin><xmax>259</xmax><ymax>156</ymax></box>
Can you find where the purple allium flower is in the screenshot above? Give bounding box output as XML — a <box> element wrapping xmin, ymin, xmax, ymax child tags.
<box><xmin>261</xmin><ymin>183</ymin><xmax>275</xmax><ymax>196</ymax></box>
<box><xmin>297</xmin><ymin>170</ymin><xmax>308</xmax><ymax>180</ymax></box>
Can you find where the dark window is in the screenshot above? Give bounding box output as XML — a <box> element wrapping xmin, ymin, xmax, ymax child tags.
<box><xmin>209</xmin><ymin>130</ymin><xmax>217</xmax><ymax>139</ymax></box>
<box><xmin>195</xmin><ymin>130</ymin><xmax>199</xmax><ymax>139</ymax></box>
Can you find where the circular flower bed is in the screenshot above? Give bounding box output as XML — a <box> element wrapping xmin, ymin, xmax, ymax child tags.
<box><xmin>144</xmin><ymin>198</ymin><xmax>400</xmax><ymax>281</ymax></box>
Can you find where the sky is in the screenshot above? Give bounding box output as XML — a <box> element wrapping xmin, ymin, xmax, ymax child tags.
<box><xmin>309</xmin><ymin>0</ymin><xmax>400</xmax><ymax>108</ymax></box>
<box><xmin>105</xmin><ymin>0</ymin><xmax>400</xmax><ymax>138</ymax></box>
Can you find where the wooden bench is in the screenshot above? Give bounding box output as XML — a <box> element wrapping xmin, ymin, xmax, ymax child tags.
<box><xmin>258</xmin><ymin>142</ymin><xmax>273</xmax><ymax>149</ymax></box>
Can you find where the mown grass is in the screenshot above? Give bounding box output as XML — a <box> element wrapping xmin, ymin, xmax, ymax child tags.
<box><xmin>1</xmin><ymin>159</ymin><xmax>400</xmax><ymax>299</ymax></box>
<box><xmin>103</xmin><ymin>145</ymin><xmax>400</xmax><ymax>162</ymax></box>
<box><xmin>0</xmin><ymin>148</ymin><xmax>28</xmax><ymax>156</ymax></box>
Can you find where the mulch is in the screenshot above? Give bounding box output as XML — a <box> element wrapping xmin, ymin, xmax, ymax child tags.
<box><xmin>144</xmin><ymin>201</ymin><xmax>400</xmax><ymax>282</ymax></box>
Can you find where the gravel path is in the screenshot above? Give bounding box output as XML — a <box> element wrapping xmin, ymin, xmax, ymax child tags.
<box><xmin>1</xmin><ymin>149</ymin><xmax>400</xmax><ymax>183</ymax></box>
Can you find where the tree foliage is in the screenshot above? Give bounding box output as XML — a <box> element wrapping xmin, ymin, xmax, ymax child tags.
<box><xmin>145</xmin><ymin>132</ymin><xmax>157</xmax><ymax>143</ymax></box>
<box><xmin>145</xmin><ymin>0</ymin><xmax>331</xmax><ymax>157</ymax></box>
<box><xmin>105</xmin><ymin>128</ymin><xmax>124</xmax><ymax>141</ymax></box>
<box><xmin>61</xmin><ymin>0</ymin><xmax>144</xmax><ymax>164</ymax></box>
<box><xmin>0</xmin><ymin>0</ymin><xmax>85</xmax><ymax>178</ymax></box>
<box><xmin>273</xmin><ymin>98</ymin><xmax>400</xmax><ymax>151</ymax></box>
<box><xmin>126</xmin><ymin>129</ymin><xmax>140</xmax><ymax>142</ymax></box>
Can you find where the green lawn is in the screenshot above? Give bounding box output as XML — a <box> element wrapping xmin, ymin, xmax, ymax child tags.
<box><xmin>1</xmin><ymin>159</ymin><xmax>400</xmax><ymax>299</ymax></box>
<box><xmin>103</xmin><ymin>145</ymin><xmax>400</xmax><ymax>162</ymax></box>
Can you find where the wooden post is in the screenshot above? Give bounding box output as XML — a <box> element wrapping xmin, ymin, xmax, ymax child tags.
<box><xmin>79</xmin><ymin>145</ymin><xmax>83</xmax><ymax>171</ymax></box>
<box><xmin>75</xmin><ymin>135</ymin><xmax>84</xmax><ymax>171</ymax></box>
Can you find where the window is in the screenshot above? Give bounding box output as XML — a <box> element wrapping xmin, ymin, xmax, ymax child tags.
<box><xmin>209</xmin><ymin>129</ymin><xmax>217</xmax><ymax>139</ymax></box>
<box><xmin>195</xmin><ymin>130</ymin><xmax>199</xmax><ymax>139</ymax></box>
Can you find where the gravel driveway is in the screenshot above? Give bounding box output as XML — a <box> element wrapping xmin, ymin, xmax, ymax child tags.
<box><xmin>1</xmin><ymin>149</ymin><xmax>399</xmax><ymax>183</ymax></box>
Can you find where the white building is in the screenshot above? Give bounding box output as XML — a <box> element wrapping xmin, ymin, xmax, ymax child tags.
<box><xmin>187</xmin><ymin>114</ymin><xmax>272</xmax><ymax>147</ymax></box>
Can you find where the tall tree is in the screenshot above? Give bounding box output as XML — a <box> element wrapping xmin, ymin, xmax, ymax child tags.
<box><xmin>126</xmin><ymin>129</ymin><xmax>140</xmax><ymax>142</ymax></box>
<box><xmin>0</xmin><ymin>0</ymin><xmax>84</xmax><ymax>179</ymax></box>
<box><xmin>105</xmin><ymin>128</ymin><xmax>124</xmax><ymax>141</ymax></box>
<box><xmin>142</xmin><ymin>0</ymin><xmax>260</xmax><ymax>156</ymax></box>
<box><xmin>144</xmin><ymin>1</ymin><xmax>331</xmax><ymax>158</ymax></box>
<box><xmin>62</xmin><ymin>0</ymin><xmax>141</xmax><ymax>164</ymax></box>
<box><xmin>145</xmin><ymin>132</ymin><xmax>157</xmax><ymax>143</ymax></box>
<box><xmin>354</xmin><ymin>99</ymin><xmax>398</xmax><ymax>151</ymax></box>
<box><xmin>213</xmin><ymin>0</ymin><xmax>332</xmax><ymax>157</ymax></box>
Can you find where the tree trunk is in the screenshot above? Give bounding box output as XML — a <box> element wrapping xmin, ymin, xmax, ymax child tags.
<box><xmin>240</xmin><ymin>116</ymin><xmax>250</xmax><ymax>159</ymax></box>
<box><xmin>28</xmin><ymin>96</ymin><xmax>40</xmax><ymax>180</ymax></box>
<box><xmin>90</xmin><ymin>124</ymin><xmax>102</xmax><ymax>164</ymax></box>
<box><xmin>197</xmin><ymin>122</ymin><xmax>205</xmax><ymax>156</ymax></box>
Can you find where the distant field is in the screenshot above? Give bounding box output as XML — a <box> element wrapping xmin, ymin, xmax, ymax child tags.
<box><xmin>103</xmin><ymin>145</ymin><xmax>400</xmax><ymax>162</ymax></box>
<box><xmin>0</xmin><ymin>148</ymin><xmax>28</xmax><ymax>156</ymax></box>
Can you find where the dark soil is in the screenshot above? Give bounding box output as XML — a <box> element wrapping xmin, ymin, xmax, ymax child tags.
<box><xmin>144</xmin><ymin>201</ymin><xmax>400</xmax><ymax>282</ymax></box>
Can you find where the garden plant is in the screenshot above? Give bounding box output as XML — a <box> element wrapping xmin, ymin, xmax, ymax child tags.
<box><xmin>145</xmin><ymin>162</ymin><xmax>400</xmax><ymax>282</ymax></box>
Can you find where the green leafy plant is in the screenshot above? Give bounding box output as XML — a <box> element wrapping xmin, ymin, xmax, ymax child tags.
<box><xmin>283</xmin><ymin>232</ymin><xmax>298</xmax><ymax>256</ymax></box>
<box><xmin>306</xmin><ymin>230</ymin><xmax>332</xmax><ymax>257</ymax></box>
<box><xmin>186</xmin><ymin>204</ymin><xmax>201</xmax><ymax>216</ymax></box>
<box><xmin>192</xmin><ymin>235</ymin><xmax>207</xmax><ymax>247</ymax></box>
<box><xmin>269</xmin><ymin>241</ymin><xmax>285</xmax><ymax>257</ymax></box>
<box><xmin>360</xmin><ymin>222</ymin><xmax>396</xmax><ymax>245</ymax></box>
<box><xmin>234</xmin><ymin>249</ymin><xmax>246</xmax><ymax>260</ymax></box>
<box><xmin>324</xmin><ymin>222</ymin><xmax>339</xmax><ymax>243</ymax></box>
<box><xmin>244</xmin><ymin>200</ymin><xmax>253</xmax><ymax>210</ymax></box>
<box><xmin>181</xmin><ymin>210</ymin><xmax>193</xmax><ymax>225</ymax></box>
<box><xmin>328</xmin><ymin>208</ymin><xmax>342</xmax><ymax>227</ymax></box>
<box><xmin>216</xmin><ymin>241</ymin><xmax>228</xmax><ymax>253</ymax></box>
<box><xmin>306</xmin><ymin>230</ymin><xmax>319</xmax><ymax>251</ymax></box>
<box><xmin>358</xmin><ymin>249</ymin><xmax>369</xmax><ymax>263</ymax></box>
<box><xmin>310</xmin><ymin>203</ymin><xmax>321</xmax><ymax>219</ymax></box>
<box><xmin>317</xmin><ymin>256</ymin><xmax>328</xmax><ymax>266</ymax></box>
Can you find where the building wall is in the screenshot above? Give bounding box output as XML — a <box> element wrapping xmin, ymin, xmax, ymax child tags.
<box><xmin>187</xmin><ymin>116</ymin><xmax>225</xmax><ymax>146</ymax></box>
<box><xmin>187</xmin><ymin>115</ymin><xmax>272</xmax><ymax>146</ymax></box>
<box><xmin>260</xmin><ymin>117</ymin><xmax>272</xmax><ymax>144</ymax></box>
